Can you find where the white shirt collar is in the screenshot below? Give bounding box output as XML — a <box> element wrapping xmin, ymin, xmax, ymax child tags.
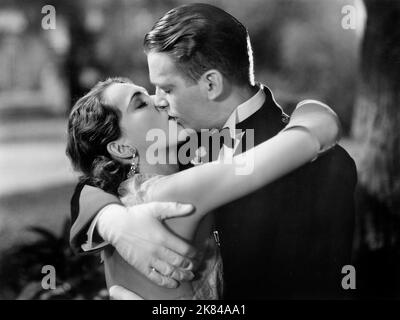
<box><xmin>223</xmin><ymin>84</ymin><xmax>266</xmax><ymax>137</ymax></box>
<box><xmin>192</xmin><ymin>84</ymin><xmax>266</xmax><ymax>165</ymax></box>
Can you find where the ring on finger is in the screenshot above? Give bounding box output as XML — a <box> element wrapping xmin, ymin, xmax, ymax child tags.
<box><xmin>151</xmin><ymin>267</ymin><xmax>158</xmax><ymax>273</ymax></box>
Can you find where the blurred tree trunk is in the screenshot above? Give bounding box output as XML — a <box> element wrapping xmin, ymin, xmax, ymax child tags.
<box><xmin>63</xmin><ymin>2</ymin><xmax>104</xmax><ymax>111</ymax></box>
<box><xmin>10</xmin><ymin>0</ymin><xmax>102</xmax><ymax>111</ymax></box>
<box><xmin>352</xmin><ymin>0</ymin><xmax>400</xmax><ymax>298</ymax></box>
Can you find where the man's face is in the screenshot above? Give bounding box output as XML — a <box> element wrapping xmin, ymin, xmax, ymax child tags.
<box><xmin>147</xmin><ymin>51</ymin><xmax>214</xmax><ymax>131</ymax></box>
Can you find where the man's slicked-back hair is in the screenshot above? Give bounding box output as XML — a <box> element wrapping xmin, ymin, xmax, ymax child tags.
<box><xmin>144</xmin><ymin>3</ymin><xmax>254</xmax><ymax>86</ymax></box>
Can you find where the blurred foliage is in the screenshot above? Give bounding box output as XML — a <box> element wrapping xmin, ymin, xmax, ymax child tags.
<box><xmin>0</xmin><ymin>219</ymin><xmax>107</xmax><ymax>300</ymax></box>
<box><xmin>0</xmin><ymin>0</ymin><xmax>360</xmax><ymax>130</ymax></box>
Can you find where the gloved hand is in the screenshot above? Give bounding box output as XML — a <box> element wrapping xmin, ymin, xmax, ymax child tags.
<box><xmin>97</xmin><ymin>202</ymin><xmax>197</xmax><ymax>288</ymax></box>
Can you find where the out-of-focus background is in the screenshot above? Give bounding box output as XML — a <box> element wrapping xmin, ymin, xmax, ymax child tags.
<box><xmin>0</xmin><ymin>0</ymin><xmax>399</xmax><ymax>299</ymax></box>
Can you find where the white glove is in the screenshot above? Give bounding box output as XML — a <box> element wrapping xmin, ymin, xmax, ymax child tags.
<box><xmin>97</xmin><ymin>202</ymin><xmax>197</xmax><ymax>288</ymax></box>
<box><xmin>109</xmin><ymin>285</ymin><xmax>144</xmax><ymax>300</ymax></box>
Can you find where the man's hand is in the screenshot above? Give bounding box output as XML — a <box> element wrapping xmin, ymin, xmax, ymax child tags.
<box><xmin>97</xmin><ymin>202</ymin><xmax>197</xmax><ymax>288</ymax></box>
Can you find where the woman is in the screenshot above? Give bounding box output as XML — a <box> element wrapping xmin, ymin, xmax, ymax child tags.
<box><xmin>66</xmin><ymin>77</ymin><xmax>340</xmax><ymax>299</ymax></box>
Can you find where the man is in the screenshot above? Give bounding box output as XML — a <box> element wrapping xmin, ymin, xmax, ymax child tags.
<box><xmin>70</xmin><ymin>3</ymin><xmax>357</xmax><ymax>299</ymax></box>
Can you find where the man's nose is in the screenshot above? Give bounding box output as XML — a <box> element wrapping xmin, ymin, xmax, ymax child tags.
<box><xmin>152</xmin><ymin>89</ymin><xmax>169</xmax><ymax>109</ymax></box>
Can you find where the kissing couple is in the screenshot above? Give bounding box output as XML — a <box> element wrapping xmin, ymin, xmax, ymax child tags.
<box><xmin>67</xmin><ymin>3</ymin><xmax>357</xmax><ymax>299</ymax></box>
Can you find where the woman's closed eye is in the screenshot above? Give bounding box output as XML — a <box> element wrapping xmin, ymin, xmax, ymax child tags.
<box><xmin>136</xmin><ymin>100</ymin><xmax>148</xmax><ymax>109</ymax></box>
<box><xmin>130</xmin><ymin>96</ymin><xmax>148</xmax><ymax>110</ymax></box>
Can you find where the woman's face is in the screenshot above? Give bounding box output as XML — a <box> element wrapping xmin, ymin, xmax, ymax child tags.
<box><xmin>102</xmin><ymin>82</ymin><xmax>182</xmax><ymax>153</ymax></box>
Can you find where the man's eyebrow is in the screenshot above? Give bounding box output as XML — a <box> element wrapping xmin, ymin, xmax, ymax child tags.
<box><xmin>151</xmin><ymin>78</ymin><xmax>171</xmax><ymax>88</ymax></box>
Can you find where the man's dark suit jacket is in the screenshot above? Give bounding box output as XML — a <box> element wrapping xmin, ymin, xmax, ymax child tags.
<box><xmin>70</xmin><ymin>86</ymin><xmax>357</xmax><ymax>299</ymax></box>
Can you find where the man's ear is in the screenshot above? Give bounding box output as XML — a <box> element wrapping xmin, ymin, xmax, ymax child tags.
<box><xmin>201</xmin><ymin>69</ymin><xmax>224</xmax><ymax>100</ymax></box>
<box><xmin>107</xmin><ymin>141</ymin><xmax>133</xmax><ymax>160</ymax></box>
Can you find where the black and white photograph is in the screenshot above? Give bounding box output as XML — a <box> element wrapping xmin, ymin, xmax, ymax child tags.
<box><xmin>0</xmin><ymin>0</ymin><xmax>399</xmax><ymax>304</ymax></box>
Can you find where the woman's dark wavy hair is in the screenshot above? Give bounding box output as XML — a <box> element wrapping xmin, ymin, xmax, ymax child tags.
<box><xmin>66</xmin><ymin>77</ymin><xmax>132</xmax><ymax>195</ymax></box>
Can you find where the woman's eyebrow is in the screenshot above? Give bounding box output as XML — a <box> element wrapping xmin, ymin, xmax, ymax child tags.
<box><xmin>126</xmin><ymin>89</ymin><xmax>144</xmax><ymax>109</ymax></box>
<box><xmin>129</xmin><ymin>90</ymin><xmax>142</xmax><ymax>104</ymax></box>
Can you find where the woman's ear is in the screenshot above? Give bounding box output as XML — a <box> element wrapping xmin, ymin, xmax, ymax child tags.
<box><xmin>201</xmin><ymin>69</ymin><xmax>224</xmax><ymax>100</ymax></box>
<box><xmin>107</xmin><ymin>141</ymin><xmax>133</xmax><ymax>160</ymax></box>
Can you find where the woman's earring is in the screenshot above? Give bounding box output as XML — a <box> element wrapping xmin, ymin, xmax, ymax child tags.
<box><xmin>127</xmin><ymin>147</ymin><xmax>139</xmax><ymax>178</ymax></box>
